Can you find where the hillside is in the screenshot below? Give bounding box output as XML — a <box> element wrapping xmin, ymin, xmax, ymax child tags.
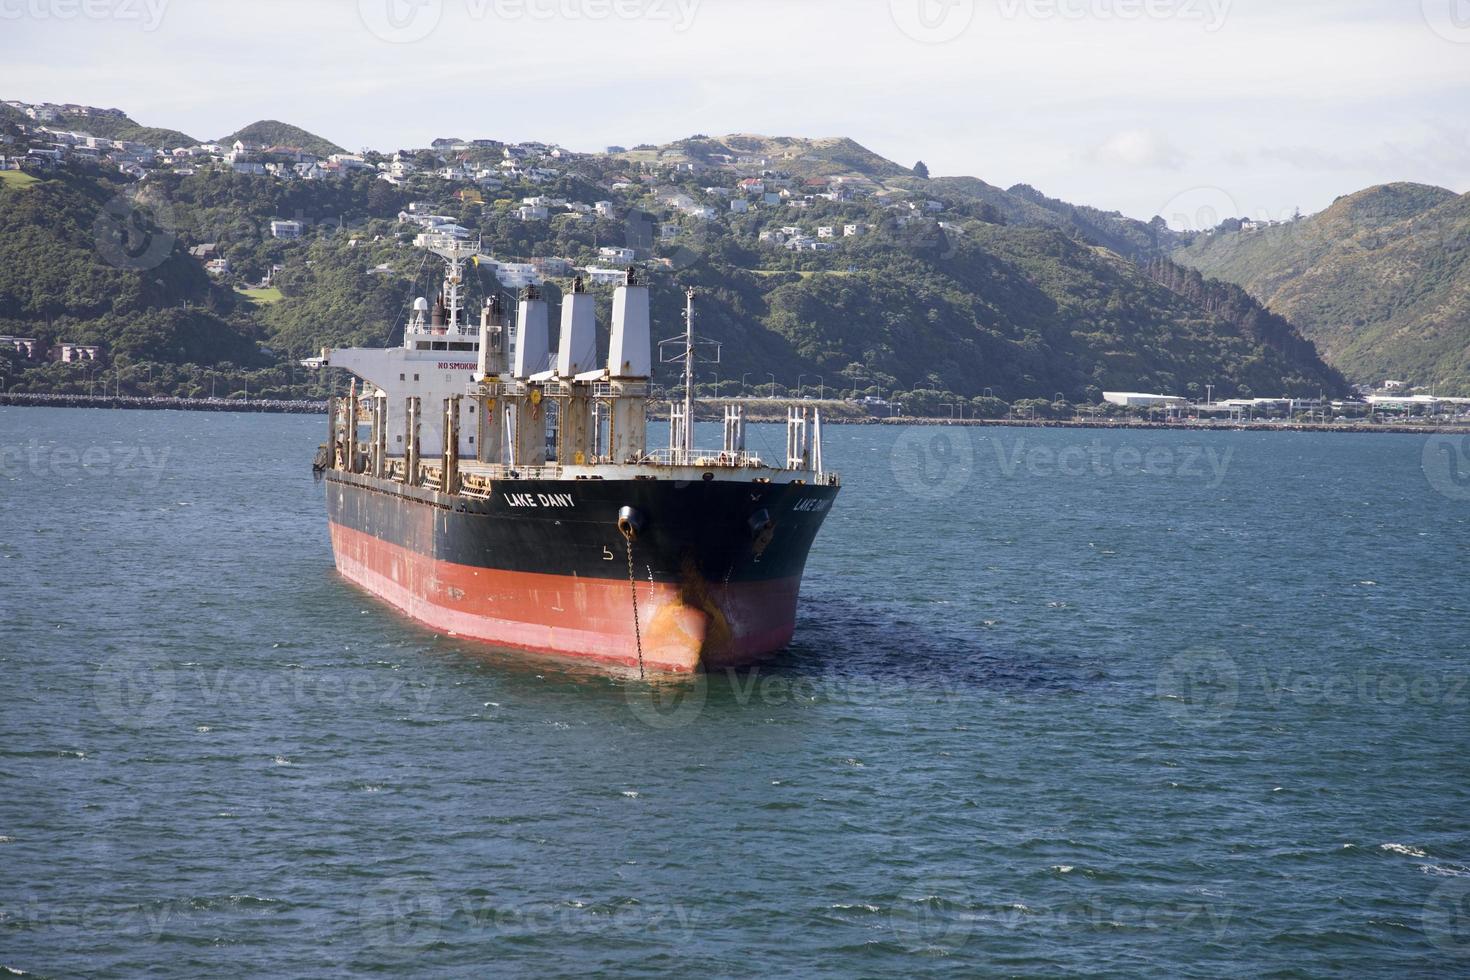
<box><xmin>0</xmin><ymin>171</ymin><xmax>263</xmax><ymax>365</ymax></box>
<box><xmin>220</xmin><ymin>120</ymin><xmax>345</xmax><ymax>157</ymax></box>
<box><xmin>0</xmin><ymin>113</ymin><xmax>1350</xmax><ymax>407</ymax></box>
<box><xmin>47</xmin><ymin>107</ymin><xmax>196</xmax><ymax>148</ymax></box>
<box><xmin>613</xmin><ymin>134</ymin><xmax>915</xmax><ymax>180</ymax></box>
<box><xmin>916</xmin><ymin>177</ymin><xmax>1183</xmax><ymax>260</ymax></box>
<box><xmin>1174</xmin><ymin>183</ymin><xmax>1470</xmax><ymax>388</ymax></box>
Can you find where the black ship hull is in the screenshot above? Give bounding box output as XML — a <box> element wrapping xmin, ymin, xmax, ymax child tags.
<box><xmin>324</xmin><ymin>470</ymin><xmax>839</xmax><ymax>673</ymax></box>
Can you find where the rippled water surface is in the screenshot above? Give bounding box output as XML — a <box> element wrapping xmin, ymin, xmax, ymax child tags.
<box><xmin>3</xmin><ymin>408</ymin><xmax>1469</xmax><ymax>976</ymax></box>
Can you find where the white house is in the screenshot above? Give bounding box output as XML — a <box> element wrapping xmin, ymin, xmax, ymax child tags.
<box><xmin>599</xmin><ymin>246</ymin><xmax>637</xmax><ymax>263</ymax></box>
<box><xmin>532</xmin><ymin>257</ymin><xmax>572</xmax><ymax>276</ymax></box>
<box><xmin>270</xmin><ymin>220</ymin><xmax>303</xmax><ymax>240</ymax></box>
<box><xmin>491</xmin><ymin>262</ymin><xmax>541</xmax><ymax>288</ymax></box>
<box><xmin>595</xmin><ymin>200</ymin><xmax>615</xmax><ymax>218</ymax></box>
<box><xmin>817</xmin><ymin>226</ymin><xmax>836</xmax><ymax>238</ymax></box>
<box><xmin>516</xmin><ymin>205</ymin><xmax>549</xmax><ymax>221</ymax></box>
<box><xmin>584</xmin><ymin>267</ymin><xmax>627</xmax><ymax>285</ymax></box>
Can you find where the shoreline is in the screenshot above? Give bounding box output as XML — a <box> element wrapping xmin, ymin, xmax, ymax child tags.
<box><xmin>0</xmin><ymin>393</ymin><xmax>327</xmax><ymax>414</ymax></box>
<box><xmin>3</xmin><ymin>392</ymin><xmax>1468</xmax><ymax>435</ymax></box>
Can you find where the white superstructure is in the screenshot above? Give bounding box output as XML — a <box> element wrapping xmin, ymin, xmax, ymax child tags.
<box><xmin>314</xmin><ymin>238</ymin><xmax>834</xmax><ymax>489</ymax></box>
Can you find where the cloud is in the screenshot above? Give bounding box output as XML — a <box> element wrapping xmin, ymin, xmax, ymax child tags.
<box><xmin>1092</xmin><ymin>129</ymin><xmax>1188</xmax><ymax>170</ymax></box>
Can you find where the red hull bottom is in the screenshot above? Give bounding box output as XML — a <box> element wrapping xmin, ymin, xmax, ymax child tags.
<box><xmin>328</xmin><ymin>523</ymin><xmax>800</xmax><ymax>674</ymax></box>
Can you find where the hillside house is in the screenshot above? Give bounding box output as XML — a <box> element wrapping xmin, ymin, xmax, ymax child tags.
<box><xmin>532</xmin><ymin>257</ymin><xmax>572</xmax><ymax>276</ymax></box>
<box><xmin>50</xmin><ymin>343</ymin><xmax>102</xmax><ymax>363</ymax></box>
<box><xmin>585</xmin><ymin>267</ymin><xmax>628</xmax><ymax>285</ymax></box>
<box><xmin>0</xmin><ymin>336</ymin><xmax>40</xmax><ymax>358</ymax></box>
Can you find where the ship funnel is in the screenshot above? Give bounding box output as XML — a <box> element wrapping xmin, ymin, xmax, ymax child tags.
<box><xmin>557</xmin><ymin>280</ymin><xmax>598</xmax><ymax>377</ymax></box>
<box><xmin>511</xmin><ymin>285</ymin><xmax>550</xmax><ymax>379</ymax></box>
<box><xmin>607</xmin><ymin>267</ymin><xmax>650</xmax><ymax>379</ymax></box>
<box><xmin>477</xmin><ymin>295</ymin><xmax>506</xmax><ymax>379</ymax></box>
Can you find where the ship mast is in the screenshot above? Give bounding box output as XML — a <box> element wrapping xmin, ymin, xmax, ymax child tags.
<box><xmin>416</xmin><ymin>233</ymin><xmax>482</xmax><ymax>334</ymax></box>
<box><xmin>660</xmin><ymin>286</ymin><xmax>717</xmax><ymax>460</ymax></box>
<box><xmin>682</xmin><ymin>288</ymin><xmax>696</xmax><ymax>456</ymax></box>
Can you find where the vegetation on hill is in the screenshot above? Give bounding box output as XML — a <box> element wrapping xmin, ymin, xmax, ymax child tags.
<box><xmin>46</xmin><ymin>108</ymin><xmax>197</xmax><ymax>148</ymax></box>
<box><xmin>0</xmin><ymin>103</ymin><xmax>28</xmax><ymax>129</ymax></box>
<box><xmin>221</xmin><ymin>120</ymin><xmax>346</xmax><ymax>157</ymax></box>
<box><xmin>614</xmin><ymin>134</ymin><xmax>914</xmax><ymax>180</ymax></box>
<box><xmin>1173</xmin><ymin>183</ymin><xmax>1470</xmax><ymax>389</ymax></box>
<box><xmin>921</xmin><ymin>176</ymin><xmax>1182</xmax><ymax>261</ymax></box>
<box><xmin>0</xmin><ymin>120</ymin><xmax>1352</xmax><ymax>408</ymax></box>
<box><xmin>0</xmin><ymin>170</ymin><xmax>39</xmax><ymax>191</ymax></box>
<box><xmin>0</xmin><ymin>170</ymin><xmax>262</xmax><ymax>366</ymax></box>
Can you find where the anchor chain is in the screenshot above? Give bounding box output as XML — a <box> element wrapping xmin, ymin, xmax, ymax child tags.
<box><xmin>625</xmin><ymin>537</ymin><xmax>645</xmax><ymax>679</ymax></box>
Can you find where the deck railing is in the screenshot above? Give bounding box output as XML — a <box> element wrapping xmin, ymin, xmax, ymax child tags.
<box><xmin>635</xmin><ymin>448</ymin><xmax>766</xmax><ymax>468</ymax></box>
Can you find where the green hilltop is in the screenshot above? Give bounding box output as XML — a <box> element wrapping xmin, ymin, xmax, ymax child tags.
<box><xmin>220</xmin><ymin>120</ymin><xmax>346</xmax><ymax>157</ymax></box>
<box><xmin>1174</xmin><ymin>183</ymin><xmax>1470</xmax><ymax>390</ymax></box>
<box><xmin>612</xmin><ymin>134</ymin><xmax>916</xmax><ymax>180</ymax></box>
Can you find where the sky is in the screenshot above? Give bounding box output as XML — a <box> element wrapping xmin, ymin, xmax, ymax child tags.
<box><xmin>2</xmin><ymin>0</ymin><xmax>1468</xmax><ymax>226</ymax></box>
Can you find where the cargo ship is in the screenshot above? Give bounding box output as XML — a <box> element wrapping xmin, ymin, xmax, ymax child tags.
<box><xmin>311</xmin><ymin>234</ymin><xmax>840</xmax><ymax>675</ymax></box>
